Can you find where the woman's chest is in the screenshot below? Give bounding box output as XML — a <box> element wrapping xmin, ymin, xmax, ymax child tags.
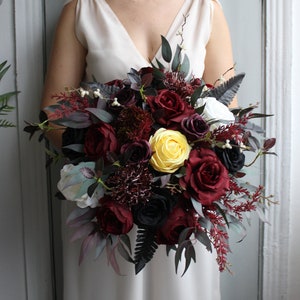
<box><xmin>104</xmin><ymin>0</ymin><xmax>186</xmax><ymax>61</ymax></box>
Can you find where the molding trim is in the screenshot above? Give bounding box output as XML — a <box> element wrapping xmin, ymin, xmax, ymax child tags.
<box><xmin>263</xmin><ymin>0</ymin><xmax>292</xmax><ymax>299</ymax></box>
<box><xmin>14</xmin><ymin>0</ymin><xmax>53</xmax><ymax>299</ymax></box>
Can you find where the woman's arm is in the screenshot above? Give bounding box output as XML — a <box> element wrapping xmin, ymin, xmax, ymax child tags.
<box><xmin>41</xmin><ymin>0</ymin><xmax>87</xmax><ymax>149</ymax></box>
<box><xmin>203</xmin><ymin>1</ymin><xmax>237</xmax><ymax>108</ymax></box>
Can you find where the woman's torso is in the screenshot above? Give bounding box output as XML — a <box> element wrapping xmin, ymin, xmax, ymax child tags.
<box><xmin>74</xmin><ymin>0</ymin><xmax>215</xmax><ymax>82</ymax></box>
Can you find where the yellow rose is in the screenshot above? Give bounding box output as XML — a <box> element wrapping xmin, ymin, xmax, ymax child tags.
<box><xmin>149</xmin><ymin>128</ymin><xmax>191</xmax><ymax>173</ymax></box>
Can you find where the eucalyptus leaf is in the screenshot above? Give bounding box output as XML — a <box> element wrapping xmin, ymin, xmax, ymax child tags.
<box><xmin>228</xmin><ymin>218</ymin><xmax>247</xmax><ymax>243</ymax></box>
<box><xmin>175</xmin><ymin>241</ymin><xmax>186</xmax><ymax>274</ymax></box>
<box><xmin>191</xmin><ymin>198</ymin><xmax>205</xmax><ymax>218</ymax></box>
<box><xmin>161</xmin><ymin>35</ymin><xmax>172</xmax><ymax>63</ymax></box>
<box><xmin>85</xmin><ymin>107</ymin><xmax>114</xmax><ymax>123</ymax></box>
<box><xmin>81</xmin><ymin>81</ymin><xmax>120</xmax><ymax>98</ymax></box>
<box><xmin>106</xmin><ymin>236</ymin><xmax>122</xmax><ymax>275</ymax></box>
<box><xmin>70</xmin><ymin>222</ymin><xmax>94</xmax><ymax>242</ymax></box>
<box><xmin>94</xmin><ymin>233</ymin><xmax>107</xmax><ymax>259</ymax></box>
<box><xmin>62</xmin><ymin>143</ymin><xmax>84</xmax><ymax>153</ymax></box>
<box><xmin>151</xmin><ymin>58</ymin><xmax>165</xmax><ymax>71</ymax></box>
<box><xmin>118</xmin><ymin>242</ymin><xmax>134</xmax><ymax>263</ymax></box>
<box><xmin>190</xmin><ymin>86</ymin><xmax>205</xmax><ymax>106</ymax></box>
<box><xmin>79</xmin><ymin>233</ymin><xmax>98</xmax><ymax>265</ymax></box>
<box><xmin>127</xmin><ymin>68</ymin><xmax>141</xmax><ymax>85</ymax></box>
<box><xmin>182</xmin><ymin>242</ymin><xmax>196</xmax><ymax>276</ymax></box>
<box><xmin>195</xmin><ymin>231</ymin><xmax>212</xmax><ymax>252</ymax></box>
<box><xmin>171</xmin><ymin>45</ymin><xmax>181</xmax><ymax>71</ymax></box>
<box><xmin>214</xmin><ymin>202</ymin><xmax>230</xmax><ymax>227</ymax></box>
<box><xmin>179</xmin><ymin>53</ymin><xmax>190</xmax><ymax>77</ymax></box>
<box><xmin>247</xmin><ymin>135</ymin><xmax>261</xmax><ymax>151</ymax></box>
<box><xmin>120</xmin><ymin>234</ymin><xmax>132</xmax><ymax>254</ymax></box>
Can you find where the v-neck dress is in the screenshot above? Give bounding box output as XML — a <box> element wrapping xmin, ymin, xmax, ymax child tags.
<box><xmin>61</xmin><ymin>1</ymin><xmax>221</xmax><ymax>299</ymax></box>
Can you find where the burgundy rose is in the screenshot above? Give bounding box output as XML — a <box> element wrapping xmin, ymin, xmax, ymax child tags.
<box><xmin>146</xmin><ymin>89</ymin><xmax>195</xmax><ymax>128</ymax></box>
<box><xmin>109</xmin><ymin>86</ymin><xmax>136</xmax><ymax>109</ymax></box>
<box><xmin>97</xmin><ymin>197</ymin><xmax>133</xmax><ymax>235</ymax></box>
<box><xmin>180</xmin><ymin>113</ymin><xmax>209</xmax><ymax>141</ymax></box>
<box><xmin>120</xmin><ymin>140</ymin><xmax>152</xmax><ymax>163</ymax></box>
<box><xmin>156</xmin><ymin>201</ymin><xmax>197</xmax><ymax>245</ymax></box>
<box><xmin>84</xmin><ymin>122</ymin><xmax>118</xmax><ymax>161</ymax></box>
<box><xmin>139</xmin><ymin>67</ymin><xmax>154</xmax><ymax>88</ymax></box>
<box><xmin>179</xmin><ymin>148</ymin><xmax>230</xmax><ymax>205</ymax></box>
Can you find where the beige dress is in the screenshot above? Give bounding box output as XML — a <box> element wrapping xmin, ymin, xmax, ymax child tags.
<box><xmin>61</xmin><ymin>0</ymin><xmax>221</xmax><ymax>299</ymax></box>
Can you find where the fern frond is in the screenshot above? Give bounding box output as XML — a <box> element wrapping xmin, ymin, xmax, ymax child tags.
<box><xmin>0</xmin><ymin>119</ymin><xmax>15</xmax><ymax>128</ymax></box>
<box><xmin>134</xmin><ymin>228</ymin><xmax>158</xmax><ymax>274</ymax></box>
<box><xmin>203</xmin><ymin>73</ymin><xmax>246</xmax><ymax>106</ymax></box>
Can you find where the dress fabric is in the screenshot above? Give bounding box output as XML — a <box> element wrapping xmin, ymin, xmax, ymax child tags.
<box><xmin>61</xmin><ymin>0</ymin><xmax>221</xmax><ymax>299</ymax></box>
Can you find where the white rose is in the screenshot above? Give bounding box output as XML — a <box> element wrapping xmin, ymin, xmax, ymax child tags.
<box><xmin>196</xmin><ymin>97</ymin><xmax>235</xmax><ymax>130</ymax></box>
<box><xmin>57</xmin><ymin>162</ymin><xmax>100</xmax><ymax>208</ymax></box>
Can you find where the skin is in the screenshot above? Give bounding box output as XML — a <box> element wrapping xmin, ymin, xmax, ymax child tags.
<box><xmin>41</xmin><ymin>0</ymin><xmax>236</xmax><ymax>148</ymax></box>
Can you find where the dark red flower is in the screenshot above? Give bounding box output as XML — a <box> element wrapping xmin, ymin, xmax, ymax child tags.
<box><xmin>180</xmin><ymin>148</ymin><xmax>230</xmax><ymax>205</ymax></box>
<box><xmin>156</xmin><ymin>200</ymin><xmax>197</xmax><ymax>245</ymax></box>
<box><xmin>163</xmin><ymin>72</ymin><xmax>202</xmax><ymax>99</ymax></box>
<box><xmin>120</xmin><ymin>140</ymin><xmax>152</xmax><ymax>163</ymax></box>
<box><xmin>146</xmin><ymin>89</ymin><xmax>195</xmax><ymax>129</ymax></box>
<box><xmin>84</xmin><ymin>122</ymin><xmax>118</xmax><ymax>161</ymax></box>
<box><xmin>180</xmin><ymin>113</ymin><xmax>209</xmax><ymax>141</ymax></box>
<box><xmin>105</xmin><ymin>162</ymin><xmax>153</xmax><ymax>208</ymax></box>
<box><xmin>97</xmin><ymin>196</ymin><xmax>133</xmax><ymax>235</ymax></box>
<box><xmin>115</xmin><ymin>106</ymin><xmax>153</xmax><ymax>144</ymax></box>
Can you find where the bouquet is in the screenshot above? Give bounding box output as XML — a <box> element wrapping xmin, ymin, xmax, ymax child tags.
<box><xmin>25</xmin><ymin>36</ymin><xmax>276</xmax><ymax>275</ymax></box>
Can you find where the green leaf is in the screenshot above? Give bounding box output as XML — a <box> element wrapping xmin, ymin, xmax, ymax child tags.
<box><xmin>182</xmin><ymin>241</ymin><xmax>196</xmax><ymax>276</ymax></box>
<box><xmin>118</xmin><ymin>238</ymin><xmax>134</xmax><ymax>263</ymax></box>
<box><xmin>195</xmin><ymin>231</ymin><xmax>212</xmax><ymax>252</ymax></box>
<box><xmin>214</xmin><ymin>202</ymin><xmax>230</xmax><ymax>227</ymax></box>
<box><xmin>120</xmin><ymin>234</ymin><xmax>132</xmax><ymax>254</ymax></box>
<box><xmin>0</xmin><ymin>119</ymin><xmax>15</xmax><ymax>128</ymax></box>
<box><xmin>190</xmin><ymin>85</ymin><xmax>205</xmax><ymax>107</ymax></box>
<box><xmin>179</xmin><ymin>53</ymin><xmax>190</xmax><ymax>77</ymax></box>
<box><xmin>191</xmin><ymin>198</ymin><xmax>204</xmax><ymax>218</ymax></box>
<box><xmin>175</xmin><ymin>241</ymin><xmax>186</xmax><ymax>273</ymax></box>
<box><xmin>85</xmin><ymin>107</ymin><xmax>114</xmax><ymax>123</ymax></box>
<box><xmin>152</xmin><ymin>66</ymin><xmax>166</xmax><ymax>80</ymax></box>
<box><xmin>171</xmin><ymin>45</ymin><xmax>181</xmax><ymax>71</ymax></box>
<box><xmin>151</xmin><ymin>58</ymin><xmax>165</xmax><ymax>71</ymax></box>
<box><xmin>94</xmin><ymin>233</ymin><xmax>107</xmax><ymax>259</ymax></box>
<box><xmin>0</xmin><ymin>61</ymin><xmax>9</xmax><ymax>81</ymax></box>
<box><xmin>249</xmin><ymin>113</ymin><xmax>274</xmax><ymax>119</ymax></box>
<box><xmin>161</xmin><ymin>35</ymin><xmax>172</xmax><ymax>63</ymax></box>
<box><xmin>62</xmin><ymin>143</ymin><xmax>84</xmax><ymax>153</ymax></box>
<box><xmin>228</xmin><ymin>220</ymin><xmax>247</xmax><ymax>243</ymax></box>
<box><xmin>166</xmin><ymin>244</ymin><xmax>177</xmax><ymax>256</ymax></box>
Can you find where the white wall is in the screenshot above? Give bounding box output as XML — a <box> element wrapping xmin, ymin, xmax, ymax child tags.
<box><xmin>220</xmin><ymin>1</ymin><xmax>264</xmax><ymax>299</ymax></box>
<box><xmin>0</xmin><ymin>0</ymin><xmax>299</xmax><ymax>299</ymax></box>
<box><xmin>0</xmin><ymin>1</ymin><xmax>52</xmax><ymax>299</ymax></box>
<box><xmin>288</xmin><ymin>0</ymin><xmax>300</xmax><ymax>298</ymax></box>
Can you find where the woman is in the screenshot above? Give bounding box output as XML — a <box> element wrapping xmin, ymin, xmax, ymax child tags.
<box><xmin>42</xmin><ymin>0</ymin><xmax>235</xmax><ymax>299</ymax></box>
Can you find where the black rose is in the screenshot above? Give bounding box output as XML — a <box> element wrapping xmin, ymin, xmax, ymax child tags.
<box><xmin>132</xmin><ymin>188</ymin><xmax>173</xmax><ymax>229</ymax></box>
<box><xmin>214</xmin><ymin>142</ymin><xmax>245</xmax><ymax>173</ymax></box>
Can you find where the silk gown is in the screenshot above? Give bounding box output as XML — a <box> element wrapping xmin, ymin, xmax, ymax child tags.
<box><xmin>61</xmin><ymin>0</ymin><xmax>221</xmax><ymax>299</ymax></box>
